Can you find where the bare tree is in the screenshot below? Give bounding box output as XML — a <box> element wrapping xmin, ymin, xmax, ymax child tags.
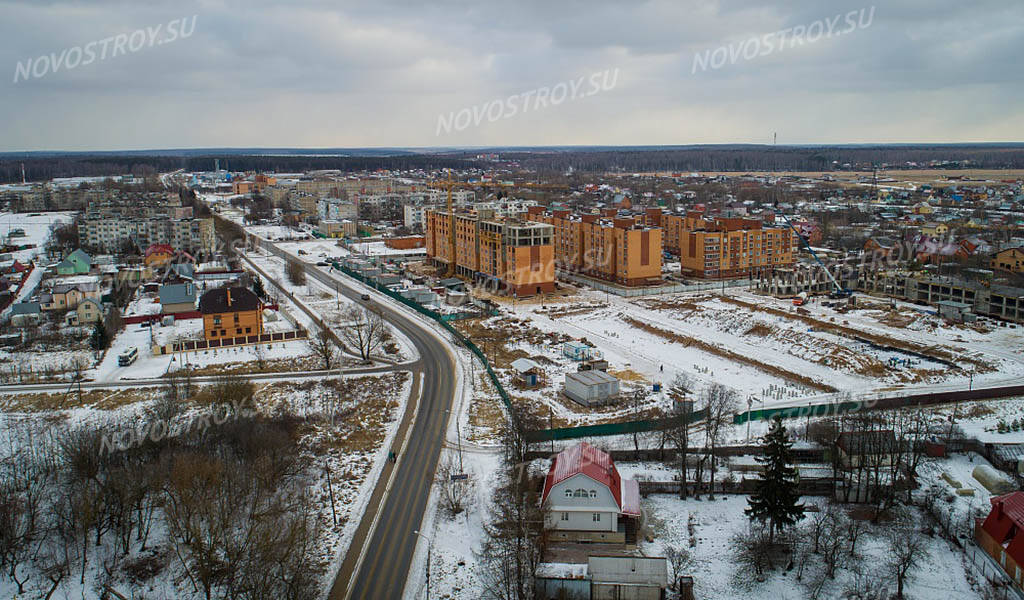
<box><xmin>665</xmin><ymin>374</ymin><xmax>692</xmax><ymax>498</ymax></box>
<box><xmin>285</xmin><ymin>260</ymin><xmax>306</xmax><ymax>286</ymax></box>
<box><xmin>886</xmin><ymin>525</ymin><xmax>929</xmax><ymax>599</ymax></box>
<box><xmin>305</xmin><ymin>326</ymin><xmax>338</xmax><ymax>370</ymax></box>
<box><xmin>252</xmin><ymin>343</ymin><xmax>267</xmax><ymax>370</ymax></box>
<box><xmin>700</xmin><ymin>383</ymin><xmax>737</xmax><ymax>499</ymax></box>
<box><xmin>436</xmin><ymin>452</ymin><xmax>474</xmax><ymax>517</ymax></box>
<box><xmin>338</xmin><ymin>305</ymin><xmax>388</xmax><ymax>361</ymax></box>
<box><xmin>664</xmin><ymin>545</ymin><xmax>691</xmax><ymax>591</ymax></box>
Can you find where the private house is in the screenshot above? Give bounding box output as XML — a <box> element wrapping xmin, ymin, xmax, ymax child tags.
<box><xmin>976</xmin><ymin>492</ymin><xmax>1024</xmax><ymax>592</ymax></box>
<box><xmin>835</xmin><ymin>430</ymin><xmax>898</xmax><ymax>469</ymax></box>
<box><xmin>144</xmin><ymin>244</ymin><xmax>176</xmax><ymax>267</ymax></box>
<box><xmin>864</xmin><ymin>236</ymin><xmax>898</xmax><ymax>259</ymax></box>
<box><xmin>540</xmin><ymin>442</ymin><xmax>641</xmax><ymax>545</ymax></box>
<box><xmin>55</xmin><ymin>249</ymin><xmax>91</xmax><ymax>275</ymax></box>
<box><xmin>159</xmin><ymin>282</ymin><xmax>198</xmax><ymax>314</ymax></box>
<box><xmin>199</xmin><ymin>286</ymin><xmax>263</xmax><ymax>341</ymax></box>
<box><xmin>992</xmin><ymin>247</ymin><xmax>1024</xmax><ymax>274</ymax></box>
<box><xmin>42</xmin><ymin>281</ymin><xmax>101</xmax><ymax>311</ymax></box>
<box><xmin>920</xmin><ymin>222</ymin><xmax>950</xmax><ymax>238</ymax></box>
<box><xmin>9</xmin><ymin>301</ymin><xmax>41</xmax><ymax>326</ymax></box>
<box><xmin>912</xmin><ymin>201</ymin><xmax>934</xmax><ymax>215</ymax></box>
<box><xmin>564</xmin><ymin>370</ymin><xmax>620</xmax><ymax>407</ymax></box>
<box><xmin>67</xmin><ymin>298</ymin><xmax>104</xmax><ymax>326</ymax></box>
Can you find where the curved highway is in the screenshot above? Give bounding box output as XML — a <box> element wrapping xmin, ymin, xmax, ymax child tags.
<box><xmin>280</xmin><ymin>250</ymin><xmax>456</xmax><ymax>600</ymax></box>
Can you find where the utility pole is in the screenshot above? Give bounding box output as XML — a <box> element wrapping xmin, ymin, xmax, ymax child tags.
<box><xmin>413</xmin><ymin>531</ymin><xmax>432</xmax><ymax>600</ymax></box>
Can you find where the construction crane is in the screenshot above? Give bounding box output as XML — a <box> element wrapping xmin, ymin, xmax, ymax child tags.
<box><xmin>774</xmin><ymin>207</ymin><xmax>852</xmax><ymax>300</ymax></box>
<box><xmin>425</xmin><ymin>171</ymin><xmax>569</xmax><ymax>277</ymax></box>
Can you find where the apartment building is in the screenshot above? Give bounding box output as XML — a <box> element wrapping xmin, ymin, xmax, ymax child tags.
<box><xmin>425</xmin><ymin>209</ymin><xmax>555</xmax><ymax>296</ymax></box>
<box><xmin>404</xmin><ymin>203</ymin><xmax>432</xmax><ymax>229</ymax></box>
<box><xmin>80</xmin><ymin>216</ymin><xmax>215</xmax><ymax>256</ymax></box>
<box><xmin>318</xmin><ymin>197</ymin><xmax>358</xmax><ymax>221</ymax></box>
<box><xmin>675</xmin><ymin>212</ymin><xmax>794</xmax><ymax>279</ymax></box>
<box><xmin>525</xmin><ymin>207</ymin><xmax>663</xmax><ymax>286</ymax></box>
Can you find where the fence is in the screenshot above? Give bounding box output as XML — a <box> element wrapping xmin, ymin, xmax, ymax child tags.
<box><xmin>152</xmin><ymin>329</ymin><xmax>307</xmax><ymax>355</ymax></box>
<box><xmin>523</xmin><ymin>409</ymin><xmax>708</xmax><ymax>443</ymax></box>
<box><xmin>734</xmin><ymin>384</ymin><xmax>1024</xmax><ymax>425</ymax></box>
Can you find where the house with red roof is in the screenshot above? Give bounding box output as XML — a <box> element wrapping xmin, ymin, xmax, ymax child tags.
<box><xmin>976</xmin><ymin>491</ymin><xmax>1024</xmax><ymax>591</ymax></box>
<box><xmin>540</xmin><ymin>442</ymin><xmax>641</xmax><ymax>545</ymax></box>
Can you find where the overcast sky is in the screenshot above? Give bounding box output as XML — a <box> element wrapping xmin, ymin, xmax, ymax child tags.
<box><xmin>1</xmin><ymin>0</ymin><xmax>1022</xmax><ymax>152</ymax></box>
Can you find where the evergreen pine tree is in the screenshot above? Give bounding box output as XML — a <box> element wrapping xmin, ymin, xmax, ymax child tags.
<box><xmin>252</xmin><ymin>276</ymin><xmax>267</xmax><ymax>299</ymax></box>
<box><xmin>90</xmin><ymin>320</ymin><xmax>108</xmax><ymax>351</ymax></box>
<box><xmin>745</xmin><ymin>415</ymin><xmax>805</xmax><ymax>543</ymax></box>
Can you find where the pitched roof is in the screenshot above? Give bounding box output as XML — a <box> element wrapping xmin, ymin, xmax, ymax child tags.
<box><xmin>10</xmin><ymin>302</ymin><xmax>40</xmax><ymax>315</ymax></box>
<box><xmin>836</xmin><ymin>430</ymin><xmax>897</xmax><ymax>455</ymax></box>
<box><xmin>541</xmin><ymin>442</ymin><xmax>638</xmax><ymax>515</ymax></box>
<box><xmin>199</xmin><ymin>286</ymin><xmax>261</xmax><ymax>314</ymax></box>
<box><xmin>159</xmin><ymin>282</ymin><xmax>197</xmax><ymax>306</ymax></box>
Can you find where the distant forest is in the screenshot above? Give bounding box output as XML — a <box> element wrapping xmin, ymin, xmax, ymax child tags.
<box><xmin>2</xmin><ymin>145</ymin><xmax>1024</xmax><ymax>183</ymax></box>
<box><xmin>0</xmin><ymin>154</ymin><xmax>477</xmax><ymax>184</ymax></box>
<box><xmin>478</xmin><ymin>145</ymin><xmax>1024</xmax><ymax>174</ymax></box>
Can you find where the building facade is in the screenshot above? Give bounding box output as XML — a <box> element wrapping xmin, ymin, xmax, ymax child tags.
<box><xmin>525</xmin><ymin>207</ymin><xmax>663</xmax><ymax>286</ymax></box>
<box><xmin>425</xmin><ymin>209</ymin><xmax>556</xmax><ymax>296</ymax></box>
<box><xmin>675</xmin><ymin>212</ymin><xmax>794</xmax><ymax>279</ymax></box>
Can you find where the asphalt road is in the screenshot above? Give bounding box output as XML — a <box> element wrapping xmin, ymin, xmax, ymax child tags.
<box><xmin>295</xmin><ymin>255</ymin><xmax>457</xmax><ymax>600</ymax></box>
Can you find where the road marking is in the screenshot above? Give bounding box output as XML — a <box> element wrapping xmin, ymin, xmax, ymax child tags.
<box><xmin>343</xmin><ymin>370</ymin><xmax>424</xmax><ymax>600</ymax></box>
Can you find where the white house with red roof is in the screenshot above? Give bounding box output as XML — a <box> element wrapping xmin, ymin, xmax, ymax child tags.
<box><xmin>540</xmin><ymin>442</ymin><xmax>641</xmax><ymax>545</ymax></box>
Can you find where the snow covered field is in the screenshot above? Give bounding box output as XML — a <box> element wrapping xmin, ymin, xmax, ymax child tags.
<box><xmin>501</xmin><ymin>286</ymin><xmax>1024</xmax><ymax>412</ymax></box>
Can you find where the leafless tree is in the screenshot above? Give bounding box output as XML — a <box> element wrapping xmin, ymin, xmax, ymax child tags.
<box><xmin>665</xmin><ymin>374</ymin><xmax>692</xmax><ymax>498</ymax></box>
<box><xmin>664</xmin><ymin>545</ymin><xmax>691</xmax><ymax>590</ymax></box>
<box><xmin>886</xmin><ymin>524</ymin><xmax>929</xmax><ymax>599</ymax></box>
<box><xmin>700</xmin><ymin>383</ymin><xmax>737</xmax><ymax>499</ymax></box>
<box><xmin>436</xmin><ymin>452</ymin><xmax>474</xmax><ymax>517</ymax></box>
<box><xmin>285</xmin><ymin>260</ymin><xmax>306</xmax><ymax>286</ymax></box>
<box><xmin>338</xmin><ymin>305</ymin><xmax>388</xmax><ymax>361</ymax></box>
<box><xmin>305</xmin><ymin>325</ymin><xmax>338</xmax><ymax>370</ymax></box>
<box><xmin>252</xmin><ymin>343</ymin><xmax>267</xmax><ymax>370</ymax></box>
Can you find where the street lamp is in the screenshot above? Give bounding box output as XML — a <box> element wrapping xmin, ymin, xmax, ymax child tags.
<box><xmin>412</xmin><ymin>530</ymin><xmax>432</xmax><ymax>600</ymax></box>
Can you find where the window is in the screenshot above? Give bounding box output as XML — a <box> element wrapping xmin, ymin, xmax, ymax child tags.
<box><xmin>561</xmin><ymin>512</ymin><xmax>569</xmax><ymax>521</ymax></box>
<box><xmin>589</xmin><ymin>490</ymin><xmax>597</xmax><ymax>498</ymax></box>
<box><xmin>210</xmin><ymin>330</ymin><xmax>217</xmax><ymax>337</ymax></box>
<box><xmin>565</xmin><ymin>489</ymin><xmax>572</xmax><ymax>498</ymax></box>
<box><xmin>235</xmin><ymin>328</ymin><xmax>242</xmax><ymax>335</ymax></box>
<box><xmin>592</xmin><ymin>513</ymin><xmax>601</xmax><ymax>522</ymax></box>
<box><xmin>246</xmin><ymin>327</ymin><xmax>252</xmax><ymax>334</ymax></box>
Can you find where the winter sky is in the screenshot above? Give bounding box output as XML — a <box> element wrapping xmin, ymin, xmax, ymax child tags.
<box><xmin>1</xmin><ymin>0</ymin><xmax>1022</xmax><ymax>151</ymax></box>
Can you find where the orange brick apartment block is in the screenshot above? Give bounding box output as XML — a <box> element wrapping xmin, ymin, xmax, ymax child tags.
<box><xmin>524</xmin><ymin>206</ymin><xmax>662</xmax><ymax>286</ymax></box>
<box><xmin>676</xmin><ymin>211</ymin><xmax>795</xmax><ymax>279</ymax></box>
<box><xmin>425</xmin><ymin>209</ymin><xmax>555</xmax><ymax>296</ymax></box>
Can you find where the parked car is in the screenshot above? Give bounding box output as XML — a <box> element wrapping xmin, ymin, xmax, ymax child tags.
<box><xmin>360</xmin><ymin>294</ymin><xmax>371</xmax><ymax>301</ymax></box>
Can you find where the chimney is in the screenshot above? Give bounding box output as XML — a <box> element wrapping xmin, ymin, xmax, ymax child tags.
<box><xmin>226</xmin><ymin>288</ymin><xmax>232</xmax><ymax>307</ymax></box>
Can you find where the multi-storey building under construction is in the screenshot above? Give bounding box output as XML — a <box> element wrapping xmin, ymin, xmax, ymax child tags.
<box><xmin>424</xmin><ymin>208</ymin><xmax>555</xmax><ymax>296</ymax></box>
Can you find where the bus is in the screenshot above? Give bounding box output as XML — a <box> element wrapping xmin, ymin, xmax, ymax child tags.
<box><xmin>118</xmin><ymin>347</ymin><xmax>139</xmax><ymax>367</ymax></box>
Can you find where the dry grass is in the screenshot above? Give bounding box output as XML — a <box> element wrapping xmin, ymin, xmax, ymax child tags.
<box><xmin>622</xmin><ymin>316</ymin><xmax>837</xmax><ymax>392</ymax></box>
<box><xmin>165</xmin><ymin>353</ymin><xmax>322</xmax><ymax>377</ymax></box>
<box><xmin>608</xmin><ymin>369</ymin><xmax>648</xmax><ymax>383</ymax></box>
<box><xmin>468</xmin><ymin>373</ymin><xmax>507</xmax><ymax>442</ymax></box>
<box><xmin>0</xmin><ymin>388</ymin><xmax>158</xmax><ymax>411</ymax></box>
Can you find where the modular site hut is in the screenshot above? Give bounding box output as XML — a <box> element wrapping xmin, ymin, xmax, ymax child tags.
<box><xmin>564</xmin><ymin>370</ymin><xmax>620</xmax><ymax>407</ymax></box>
